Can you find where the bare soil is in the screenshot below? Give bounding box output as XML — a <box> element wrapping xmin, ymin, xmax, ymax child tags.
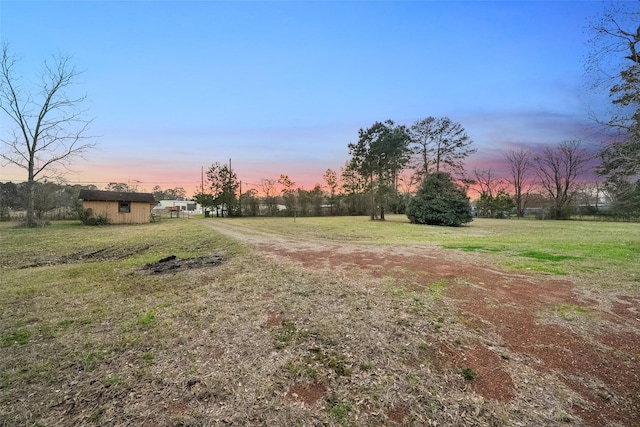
<box><xmin>204</xmin><ymin>220</ymin><xmax>640</xmax><ymax>427</ymax></box>
<box><xmin>139</xmin><ymin>255</ymin><xmax>225</xmax><ymax>274</ymax></box>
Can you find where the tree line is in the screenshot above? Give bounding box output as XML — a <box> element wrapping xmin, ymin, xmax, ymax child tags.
<box><xmin>193</xmin><ymin>116</ymin><xmax>476</xmax><ymax>221</ymax></box>
<box><xmin>193</xmin><ymin>124</ymin><xmax>622</xmax><ymax>222</ymax></box>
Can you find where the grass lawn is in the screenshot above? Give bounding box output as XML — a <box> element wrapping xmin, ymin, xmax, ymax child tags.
<box><xmin>0</xmin><ymin>217</ymin><xmax>638</xmax><ymax>426</ymax></box>
<box><xmin>219</xmin><ymin>215</ymin><xmax>640</xmax><ymax>287</ymax></box>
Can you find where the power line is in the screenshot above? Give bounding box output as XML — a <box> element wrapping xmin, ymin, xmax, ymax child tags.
<box><xmin>0</xmin><ymin>179</ymin><xmax>201</xmax><ymax>186</ymax></box>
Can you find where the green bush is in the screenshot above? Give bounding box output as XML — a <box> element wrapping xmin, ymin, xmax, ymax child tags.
<box><xmin>0</xmin><ymin>206</ymin><xmax>10</xmax><ymax>222</ymax></box>
<box><xmin>79</xmin><ymin>208</ymin><xmax>108</xmax><ymax>226</ymax></box>
<box><xmin>406</xmin><ymin>172</ymin><xmax>473</xmax><ymax>227</ymax></box>
<box><xmin>549</xmin><ymin>205</ymin><xmax>574</xmax><ymax>220</ymax></box>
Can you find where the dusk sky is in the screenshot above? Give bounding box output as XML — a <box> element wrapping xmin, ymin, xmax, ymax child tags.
<box><xmin>1</xmin><ymin>1</ymin><xmax>609</xmax><ymax>196</ymax></box>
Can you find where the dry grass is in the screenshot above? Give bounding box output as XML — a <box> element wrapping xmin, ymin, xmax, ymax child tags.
<box><xmin>206</xmin><ymin>215</ymin><xmax>640</xmax><ymax>290</ymax></box>
<box><xmin>1</xmin><ymin>217</ymin><xmax>638</xmax><ymax>426</ymax></box>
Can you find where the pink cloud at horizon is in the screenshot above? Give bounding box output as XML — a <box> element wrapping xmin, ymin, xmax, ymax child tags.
<box><xmin>0</xmin><ymin>109</ymin><xmax>610</xmax><ymax>199</ymax></box>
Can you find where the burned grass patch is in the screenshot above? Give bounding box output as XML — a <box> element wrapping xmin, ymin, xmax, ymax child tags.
<box><xmin>138</xmin><ymin>254</ymin><xmax>225</xmax><ymax>274</ymax></box>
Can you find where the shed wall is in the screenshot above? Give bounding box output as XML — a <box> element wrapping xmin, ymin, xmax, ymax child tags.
<box><xmin>83</xmin><ymin>201</ymin><xmax>152</xmax><ymax>224</ymax></box>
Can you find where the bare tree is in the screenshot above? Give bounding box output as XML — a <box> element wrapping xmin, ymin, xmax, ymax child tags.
<box><xmin>0</xmin><ymin>44</ymin><xmax>95</xmax><ymax>227</ymax></box>
<box><xmin>409</xmin><ymin>116</ymin><xmax>476</xmax><ymax>180</ymax></box>
<box><xmin>505</xmin><ymin>148</ymin><xmax>533</xmax><ymax>217</ymax></box>
<box><xmin>278</xmin><ymin>174</ymin><xmax>297</xmax><ymax>217</ymax></box>
<box><xmin>586</xmin><ymin>1</ymin><xmax>640</xmax><ymax>131</ymax></box>
<box><xmin>323</xmin><ymin>168</ymin><xmax>338</xmax><ymax>215</ymax></box>
<box><xmin>534</xmin><ymin>140</ymin><xmax>592</xmax><ymax>219</ymax></box>
<box><xmin>586</xmin><ymin>3</ymin><xmax>640</xmax><ymax>213</ymax></box>
<box><xmin>106</xmin><ymin>182</ymin><xmax>137</xmax><ymax>192</ymax></box>
<box><xmin>575</xmin><ymin>179</ymin><xmax>607</xmax><ymax>214</ymax></box>
<box><xmin>340</xmin><ymin>161</ymin><xmax>366</xmax><ymax>215</ymax></box>
<box><xmin>473</xmin><ymin>168</ymin><xmax>508</xmax><ymax>217</ymax></box>
<box><xmin>473</xmin><ymin>168</ymin><xmax>505</xmax><ymax>198</ymax></box>
<box><xmin>261</xmin><ymin>178</ymin><xmax>277</xmax><ymax>216</ymax></box>
<box><xmin>152</xmin><ymin>186</ymin><xmax>187</xmax><ymax>201</ymax></box>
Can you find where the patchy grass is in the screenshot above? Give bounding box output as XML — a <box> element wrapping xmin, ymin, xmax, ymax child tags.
<box><xmin>519</xmin><ymin>251</ymin><xmax>577</xmax><ymax>262</ymax></box>
<box><xmin>218</xmin><ymin>215</ymin><xmax>640</xmax><ymax>287</ymax></box>
<box><xmin>137</xmin><ymin>311</ymin><xmax>156</xmax><ymax>325</ymax></box>
<box><xmin>461</xmin><ymin>367</ymin><xmax>478</xmax><ymax>381</ymax></box>
<box><xmin>1</xmin><ymin>331</ymin><xmax>31</xmax><ymax>347</ymax></box>
<box><xmin>550</xmin><ymin>304</ymin><xmax>591</xmax><ymax>321</ymax></box>
<box><xmin>0</xmin><ymin>217</ymin><xmax>638</xmax><ymax>426</ymax></box>
<box><xmin>326</xmin><ymin>392</ymin><xmax>351</xmax><ymax>424</ymax></box>
<box><xmin>429</xmin><ymin>278</ymin><xmax>450</xmax><ymax>300</ymax></box>
<box><xmin>275</xmin><ymin>320</ymin><xmax>308</xmax><ymax>349</ymax></box>
<box><xmin>442</xmin><ymin>244</ymin><xmax>502</xmax><ymax>253</ymax></box>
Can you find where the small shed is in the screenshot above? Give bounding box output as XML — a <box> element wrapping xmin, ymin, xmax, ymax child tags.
<box><xmin>78</xmin><ymin>189</ymin><xmax>157</xmax><ymax>224</ymax></box>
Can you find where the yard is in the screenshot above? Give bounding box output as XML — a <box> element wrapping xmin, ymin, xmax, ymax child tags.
<box><xmin>0</xmin><ymin>216</ymin><xmax>638</xmax><ymax>426</ymax></box>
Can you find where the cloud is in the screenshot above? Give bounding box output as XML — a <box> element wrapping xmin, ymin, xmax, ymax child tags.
<box><xmin>456</xmin><ymin>109</ymin><xmax>604</xmax><ymax>180</ymax></box>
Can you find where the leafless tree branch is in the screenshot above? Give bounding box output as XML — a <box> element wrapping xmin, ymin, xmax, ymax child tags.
<box><xmin>0</xmin><ymin>43</ymin><xmax>96</xmax><ymax>227</ymax></box>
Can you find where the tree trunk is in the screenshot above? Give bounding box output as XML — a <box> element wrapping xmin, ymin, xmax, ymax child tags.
<box><xmin>26</xmin><ymin>161</ymin><xmax>37</xmax><ymax>227</ymax></box>
<box><xmin>370</xmin><ymin>189</ymin><xmax>376</xmax><ymax>220</ymax></box>
<box><xmin>516</xmin><ymin>190</ymin><xmax>523</xmax><ymax>217</ymax></box>
<box><xmin>369</xmin><ymin>173</ymin><xmax>376</xmax><ymax>220</ymax></box>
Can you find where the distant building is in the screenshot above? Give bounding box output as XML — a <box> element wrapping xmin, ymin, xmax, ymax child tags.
<box><xmin>156</xmin><ymin>200</ymin><xmax>200</xmax><ymax>212</ymax></box>
<box><xmin>153</xmin><ymin>200</ymin><xmax>202</xmax><ymax>218</ymax></box>
<box><xmin>78</xmin><ymin>190</ymin><xmax>157</xmax><ymax>224</ymax></box>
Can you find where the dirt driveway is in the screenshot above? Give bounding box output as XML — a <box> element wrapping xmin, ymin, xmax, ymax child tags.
<box><xmin>203</xmin><ymin>220</ymin><xmax>640</xmax><ymax>427</ymax></box>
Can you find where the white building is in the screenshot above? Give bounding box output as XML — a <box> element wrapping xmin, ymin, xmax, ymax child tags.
<box><xmin>153</xmin><ymin>200</ymin><xmax>203</xmax><ymax>216</ymax></box>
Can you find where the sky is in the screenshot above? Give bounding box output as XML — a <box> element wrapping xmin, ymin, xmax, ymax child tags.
<box><xmin>0</xmin><ymin>0</ymin><xmax>612</xmax><ymax>196</ymax></box>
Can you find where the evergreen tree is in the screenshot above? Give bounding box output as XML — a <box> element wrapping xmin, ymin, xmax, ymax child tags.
<box><xmin>347</xmin><ymin>120</ymin><xmax>411</xmax><ymax>220</ymax></box>
<box><xmin>206</xmin><ymin>162</ymin><xmax>239</xmax><ymax>217</ymax></box>
<box><xmin>406</xmin><ymin>172</ymin><xmax>473</xmax><ymax>226</ymax></box>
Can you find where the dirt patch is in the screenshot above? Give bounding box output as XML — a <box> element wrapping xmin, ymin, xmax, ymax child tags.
<box><xmin>286</xmin><ymin>383</ymin><xmax>326</xmax><ymax>405</ymax></box>
<box><xmin>447</xmin><ymin>278</ymin><xmax>640</xmax><ymax>426</ymax></box>
<box><xmin>266</xmin><ymin>311</ymin><xmax>285</xmax><ymax>328</ymax></box>
<box><xmin>204</xmin><ymin>220</ymin><xmax>640</xmax><ymax>426</ymax></box>
<box><xmin>434</xmin><ymin>339</ymin><xmax>517</xmax><ymax>402</ymax></box>
<box><xmin>385</xmin><ymin>405</ymin><xmax>410</xmax><ymax>425</ymax></box>
<box><xmin>139</xmin><ymin>255</ymin><xmax>225</xmax><ymax>274</ymax></box>
<box><xmin>610</xmin><ymin>295</ymin><xmax>640</xmax><ymax>326</ymax></box>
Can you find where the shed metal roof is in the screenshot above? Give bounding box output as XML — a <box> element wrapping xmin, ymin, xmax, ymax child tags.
<box><xmin>78</xmin><ymin>189</ymin><xmax>157</xmax><ymax>204</ymax></box>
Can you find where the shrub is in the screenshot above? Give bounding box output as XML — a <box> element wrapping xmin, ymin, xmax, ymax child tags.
<box><xmin>80</xmin><ymin>208</ymin><xmax>108</xmax><ymax>226</ymax></box>
<box><xmin>406</xmin><ymin>172</ymin><xmax>473</xmax><ymax>227</ymax></box>
<box><xmin>549</xmin><ymin>205</ymin><xmax>574</xmax><ymax>220</ymax></box>
<box><xmin>461</xmin><ymin>367</ymin><xmax>477</xmax><ymax>381</ymax></box>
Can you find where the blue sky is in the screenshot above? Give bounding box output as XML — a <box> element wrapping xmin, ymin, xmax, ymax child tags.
<box><xmin>1</xmin><ymin>0</ymin><xmax>608</xmax><ymax>195</ymax></box>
